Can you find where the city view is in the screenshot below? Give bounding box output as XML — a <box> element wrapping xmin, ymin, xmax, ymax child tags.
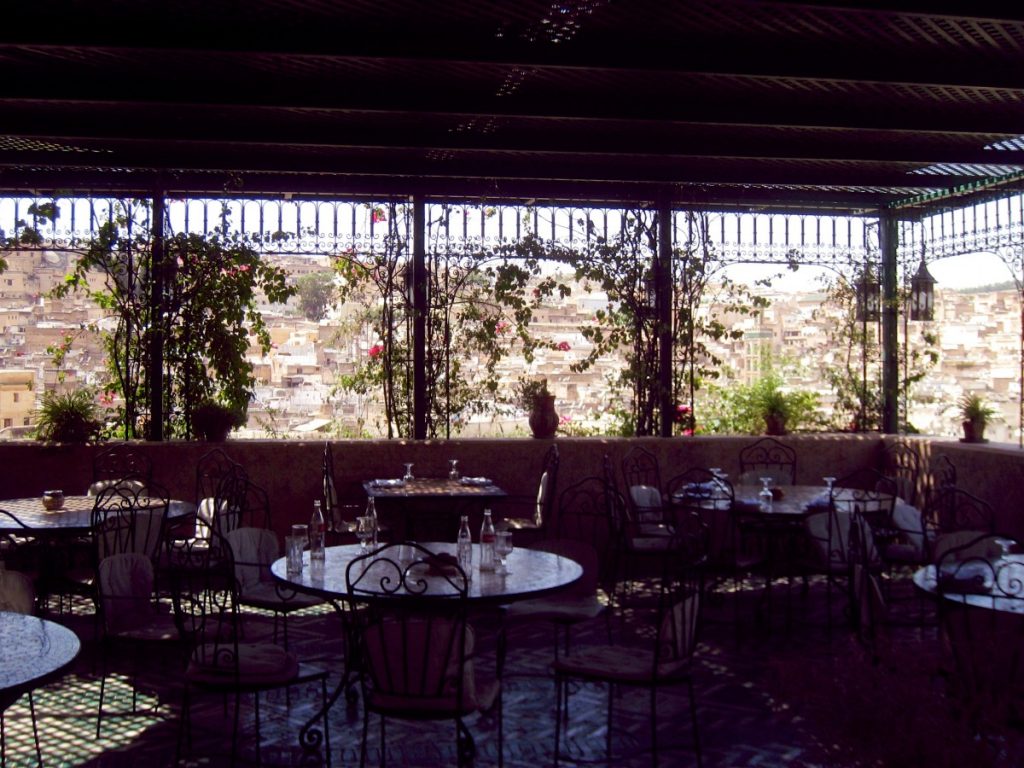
<box><xmin>0</xmin><ymin>247</ymin><xmax>1019</xmax><ymax>443</ymax></box>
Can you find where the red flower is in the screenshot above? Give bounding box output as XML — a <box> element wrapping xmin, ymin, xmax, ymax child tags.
<box><xmin>557</xmin><ymin>341</ymin><xmax>571</xmax><ymax>351</ymax></box>
<box><xmin>368</xmin><ymin>344</ymin><xmax>384</xmax><ymax>359</ymax></box>
<box><xmin>371</xmin><ymin>208</ymin><xmax>387</xmax><ymax>224</ymax></box>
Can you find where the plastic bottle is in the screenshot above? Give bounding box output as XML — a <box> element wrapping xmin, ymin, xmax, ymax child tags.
<box><xmin>366</xmin><ymin>496</ymin><xmax>378</xmax><ymax>547</ymax></box>
<box><xmin>479</xmin><ymin>509</ymin><xmax>496</xmax><ymax>571</ymax></box>
<box><xmin>310</xmin><ymin>499</ymin><xmax>326</xmax><ymax>569</ymax></box>
<box><xmin>457</xmin><ymin>515</ymin><xmax>473</xmax><ymax>573</ymax></box>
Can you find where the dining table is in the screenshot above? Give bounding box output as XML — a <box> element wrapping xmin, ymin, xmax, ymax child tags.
<box><xmin>0</xmin><ymin>495</ymin><xmax>197</xmax><ymax>538</ymax></box>
<box><xmin>0</xmin><ymin>611</ymin><xmax>80</xmax><ymax>712</ymax></box>
<box><xmin>271</xmin><ymin>540</ymin><xmax>582</xmax><ymax>757</ymax></box>
<box><xmin>362</xmin><ymin>476</ymin><xmax>507</xmax><ymax>540</ymax></box>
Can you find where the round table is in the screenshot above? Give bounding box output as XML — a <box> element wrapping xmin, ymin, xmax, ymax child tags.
<box><xmin>0</xmin><ymin>495</ymin><xmax>197</xmax><ymax>537</ymax></box>
<box><xmin>0</xmin><ymin>612</ymin><xmax>80</xmax><ymax>710</ymax></box>
<box><xmin>271</xmin><ymin>542</ymin><xmax>583</xmax><ymax>605</ymax></box>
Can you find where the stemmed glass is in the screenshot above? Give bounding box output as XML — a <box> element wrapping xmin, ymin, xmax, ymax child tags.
<box><xmin>448</xmin><ymin>459</ymin><xmax>460</xmax><ymax>480</ymax></box>
<box><xmin>758</xmin><ymin>476</ymin><xmax>774</xmax><ymax>513</ymax></box>
<box><xmin>495</xmin><ymin>531</ymin><xmax>513</xmax><ymax>575</ymax></box>
<box><xmin>356</xmin><ymin>516</ymin><xmax>376</xmax><ymax>552</ymax></box>
<box><xmin>402</xmin><ymin>463</ymin><xmax>415</xmax><ymax>482</ymax></box>
<box><xmin>823</xmin><ymin>476</ymin><xmax>836</xmax><ymax>494</ymax></box>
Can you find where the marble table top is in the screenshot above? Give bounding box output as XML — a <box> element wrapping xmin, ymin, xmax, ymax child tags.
<box><xmin>272</xmin><ymin>542</ymin><xmax>581</xmax><ymax>605</ymax></box>
<box><xmin>0</xmin><ymin>612</ymin><xmax>80</xmax><ymax>707</ymax></box>
<box><xmin>0</xmin><ymin>495</ymin><xmax>196</xmax><ymax>535</ymax></box>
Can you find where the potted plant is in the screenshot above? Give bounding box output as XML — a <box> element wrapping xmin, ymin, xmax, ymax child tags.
<box><xmin>33</xmin><ymin>388</ymin><xmax>104</xmax><ymax>443</ymax></box>
<box><xmin>517</xmin><ymin>378</ymin><xmax>558</xmax><ymax>439</ymax></box>
<box><xmin>959</xmin><ymin>393</ymin><xmax>994</xmax><ymax>443</ymax></box>
<box><xmin>191</xmin><ymin>400</ymin><xmax>245</xmax><ymax>442</ymax></box>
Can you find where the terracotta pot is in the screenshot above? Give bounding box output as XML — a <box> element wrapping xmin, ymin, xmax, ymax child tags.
<box><xmin>528</xmin><ymin>394</ymin><xmax>559</xmax><ymax>439</ymax></box>
<box><xmin>764</xmin><ymin>413</ymin><xmax>787</xmax><ymax>436</ymax></box>
<box><xmin>961</xmin><ymin>418</ymin><xmax>986</xmax><ymax>443</ymax></box>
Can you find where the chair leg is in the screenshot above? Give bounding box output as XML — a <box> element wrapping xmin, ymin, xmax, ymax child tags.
<box><xmin>28</xmin><ymin>692</ymin><xmax>41</xmax><ymax>767</ymax></box>
<box><xmin>379</xmin><ymin>714</ymin><xmax>386</xmax><ymax>768</ymax></box>
<box><xmin>606</xmin><ymin>682</ymin><xmax>614</xmax><ymax>763</ymax></box>
<box><xmin>359</xmin><ymin>706</ymin><xmax>369</xmax><ymax>768</ymax></box>
<box><xmin>253</xmin><ymin>692</ymin><xmax>261</xmax><ymax>767</ymax></box>
<box><xmin>553</xmin><ymin>676</ymin><xmax>563</xmax><ymax>767</ymax></box>
<box><xmin>321</xmin><ymin>678</ymin><xmax>331</xmax><ymax>767</ymax></box>
<box><xmin>650</xmin><ymin>685</ymin><xmax>658</xmax><ymax>766</ymax></box>
<box><xmin>688</xmin><ymin>678</ymin><xmax>703</xmax><ymax>768</ymax></box>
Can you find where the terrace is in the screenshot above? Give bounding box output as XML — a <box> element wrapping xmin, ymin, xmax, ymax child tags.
<box><xmin>2</xmin><ymin>2</ymin><xmax>1024</xmax><ymax>766</ymax></box>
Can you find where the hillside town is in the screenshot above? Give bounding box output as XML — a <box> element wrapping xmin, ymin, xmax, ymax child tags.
<box><xmin>0</xmin><ymin>249</ymin><xmax>1019</xmax><ymax>442</ymax></box>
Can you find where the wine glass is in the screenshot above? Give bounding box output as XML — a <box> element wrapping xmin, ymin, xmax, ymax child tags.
<box><xmin>356</xmin><ymin>516</ymin><xmax>375</xmax><ymax>552</ymax></box>
<box><xmin>823</xmin><ymin>476</ymin><xmax>836</xmax><ymax>493</ymax></box>
<box><xmin>758</xmin><ymin>476</ymin><xmax>774</xmax><ymax>513</ymax></box>
<box><xmin>495</xmin><ymin>531</ymin><xmax>513</xmax><ymax>575</ymax></box>
<box><xmin>448</xmin><ymin>459</ymin><xmax>460</xmax><ymax>480</ymax></box>
<box><xmin>402</xmin><ymin>463</ymin><xmax>415</xmax><ymax>482</ymax></box>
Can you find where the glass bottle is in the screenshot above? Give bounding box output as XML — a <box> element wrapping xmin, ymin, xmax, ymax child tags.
<box><xmin>309</xmin><ymin>499</ymin><xmax>326</xmax><ymax>568</ymax></box>
<box><xmin>366</xmin><ymin>496</ymin><xmax>378</xmax><ymax>547</ymax></box>
<box><xmin>457</xmin><ymin>515</ymin><xmax>473</xmax><ymax>573</ymax></box>
<box><xmin>479</xmin><ymin>509</ymin><xmax>496</xmax><ymax>572</ymax></box>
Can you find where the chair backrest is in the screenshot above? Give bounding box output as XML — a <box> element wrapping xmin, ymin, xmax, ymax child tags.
<box><xmin>97</xmin><ymin>552</ymin><xmax>161</xmax><ymax>635</ymax></box>
<box><xmin>0</xmin><ymin>569</ymin><xmax>35</xmax><ymax>614</ymax></box>
<box><xmin>621</xmin><ymin>446</ymin><xmax>669</xmax><ymax>524</ymax></box>
<box><xmin>666</xmin><ymin>468</ymin><xmax>734</xmax><ymax>564</ymax></box>
<box><xmin>345</xmin><ymin>542</ymin><xmax>472</xmax><ymax>713</ymax></box>
<box><xmin>830</xmin><ymin>470</ymin><xmax>897</xmax><ymax>548</ymax></box>
<box><xmin>738</xmin><ymin>437</ymin><xmax>796</xmax><ymax>485</ymax></box>
<box><xmin>556</xmin><ymin>475</ymin><xmax>612</xmax><ymax>568</ymax></box>
<box><xmin>196</xmin><ymin>462</ymin><xmax>249</xmax><ymax>543</ymax></box>
<box><xmin>922</xmin><ymin>486</ymin><xmax>994</xmax><ymax>540</ymax></box>
<box><xmin>225</xmin><ymin>526</ymin><xmax>279</xmax><ymax>590</ymax></box>
<box><xmin>880</xmin><ymin>440</ymin><xmax>922</xmax><ymax>507</ymax></box>
<box><xmin>648</xmin><ymin>525</ymin><xmax>706</xmax><ymax>678</ymax></box>
<box><xmin>166</xmin><ymin>532</ymin><xmax>242</xmax><ymax>672</ymax></box>
<box><xmin>92</xmin><ymin>481</ymin><xmax>170</xmax><ymax>561</ymax></box>
<box><xmin>533</xmin><ymin>444</ymin><xmax>560</xmax><ymax>528</ymax></box>
<box><xmin>195</xmin><ymin>447</ymin><xmax>245</xmax><ymax>508</ymax></box>
<box><xmin>928</xmin><ymin>453</ymin><xmax>957</xmax><ymax>496</ymax></box>
<box><xmin>93</xmin><ymin>445</ymin><xmax>153</xmax><ymax>491</ymax></box>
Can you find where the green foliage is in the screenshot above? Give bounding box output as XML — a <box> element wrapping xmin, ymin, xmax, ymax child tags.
<box><xmin>51</xmin><ymin>200</ymin><xmax>295</xmax><ymax>439</ymax></box>
<box><xmin>34</xmin><ymin>388</ymin><xmax>104</xmax><ymax>443</ymax></box>
<box><xmin>515</xmin><ymin>377</ymin><xmax>549</xmax><ymax>410</ymax></box>
<box><xmin>190</xmin><ymin>399</ymin><xmax>245</xmax><ymax>441</ymax></box>
<box><xmin>959</xmin><ymin>392</ymin><xmax>995</xmax><ymax>424</ymax></box>
<box><xmin>295</xmin><ymin>271</ymin><xmax>336</xmax><ymax>321</ymax></box>
<box><xmin>698</xmin><ymin>371</ymin><xmax>820</xmax><ymax>434</ymax></box>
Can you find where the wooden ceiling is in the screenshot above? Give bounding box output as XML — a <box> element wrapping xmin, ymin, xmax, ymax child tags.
<box><xmin>3</xmin><ymin>1</ymin><xmax>1024</xmax><ymax>215</ymax></box>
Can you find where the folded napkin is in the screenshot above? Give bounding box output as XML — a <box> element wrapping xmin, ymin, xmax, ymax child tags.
<box><xmin>937</xmin><ymin>560</ymin><xmax>994</xmax><ymax>594</ymax></box>
<box><xmin>372</xmin><ymin>479</ymin><xmax>406</xmax><ymax>488</ymax></box>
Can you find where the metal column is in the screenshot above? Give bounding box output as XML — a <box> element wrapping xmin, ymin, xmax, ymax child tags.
<box><xmin>880</xmin><ymin>211</ymin><xmax>900</xmax><ymax>434</ymax></box>
<box><xmin>657</xmin><ymin>198</ymin><xmax>674</xmax><ymax>437</ymax></box>
<box><xmin>147</xmin><ymin>191</ymin><xmax>166</xmax><ymax>441</ymax></box>
<box><xmin>412</xmin><ymin>197</ymin><xmax>427</xmax><ymax>439</ymax></box>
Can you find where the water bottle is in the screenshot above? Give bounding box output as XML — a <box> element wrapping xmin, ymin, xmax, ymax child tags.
<box><xmin>310</xmin><ymin>499</ymin><xmax>326</xmax><ymax>570</ymax></box>
<box><xmin>366</xmin><ymin>496</ymin><xmax>378</xmax><ymax>547</ymax></box>
<box><xmin>457</xmin><ymin>515</ymin><xmax>473</xmax><ymax>573</ymax></box>
<box><xmin>479</xmin><ymin>509</ymin><xmax>496</xmax><ymax>572</ymax></box>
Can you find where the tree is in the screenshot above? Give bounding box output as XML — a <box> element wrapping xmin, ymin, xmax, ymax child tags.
<box><xmin>53</xmin><ymin>200</ymin><xmax>294</xmax><ymax>439</ymax></box>
<box><xmin>295</xmin><ymin>271</ymin><xmax>336</xmax><ymax>321</ymax></box>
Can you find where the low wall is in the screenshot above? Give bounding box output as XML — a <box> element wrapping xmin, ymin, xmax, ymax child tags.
<box><xmin>0</xmin><ymin>434</ymin><xmax>1019</xmax><ymax>541</ymax></box>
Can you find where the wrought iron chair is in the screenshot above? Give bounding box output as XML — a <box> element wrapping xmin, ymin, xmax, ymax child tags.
<box><xmin>935</xmin><ymin>533</ymin><xmax>1024</xmax><ymax>731</ymax></box>
<box><xmin>738</xmin><ymin>437</ymin><xmax>796</xmax><ymax>486</ymax></box>
<box><xmin>620</xmin><ymin>445</ymin><xmax>667</xmax><ymax>524</ymax></box>
<box><xmin>167</xmin><ymin>530</ymin><xmax>329</xmax><ymax>766</ymax></box>
<box><xmin>553</xmin><ymin>517</ymin><xmax>707</xmax><ymax>767</ymax></box>
<box><xmin>879</xmin><ymin>439</ymin><xmax>922</xmax><ymax>507</ymax></box>
<box><xmin>225</xmin><ymin>526</ymin><xmax>323</xmax><ymax>649</ymax></box>
<box><xmin>345</xmin><ymin>541</ymin><xmax>499</xmax><ymax>768</ymax></box>
<box><xmin>91</xmin><ymin>444</ymin><xmax>154</xmax><ymax>495</ymax></box>
<box><xmin>501</xmin><ymin>475</ymin><xmax>612</xmax><ymax>666</ymax></box>
<box><xmin>920</xmin><ymin>486</ymin><xmax>995</xmax><ymax>563</ymax></box>
<box><xmin>500</xmin><ymin>443</ymin><xmax>560</xmax><ymax>535</ymax></box>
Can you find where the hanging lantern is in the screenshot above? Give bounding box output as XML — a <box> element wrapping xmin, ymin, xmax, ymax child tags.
<box><xmin>855</xmin><ymin>266</ymin><xmax>881</xmax><ymax>322</ymax></box>
<box><xmin>909</xmin><ymin>257</ymin><xmax>936</xmax><ymax>321</ymax></box>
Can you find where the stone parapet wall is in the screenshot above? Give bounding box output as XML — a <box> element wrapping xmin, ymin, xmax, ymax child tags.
<box><xmin>0</xmin><ymin>435</ymin><xmax>1018</xmax><ymax>542</ymax></box>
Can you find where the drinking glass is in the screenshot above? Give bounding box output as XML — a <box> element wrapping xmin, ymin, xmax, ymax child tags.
<box><xmin>356</xmin><ymin>516</ymin><xmax>376</xmax><ymax>552</ymax></box>
<box><xmin>285</xmin><ymin>535</ymin><xmax>305</xmax><ymax>576</ymax></box>
<box><xmin>495</xmin><ymin>531</ymin><xmax>513</xmax><ymax>575</ymax></box>
<box><xmin>448</xmin><ymin>459</ymin><xmax>460</xmax><ymax>480</ymax></box>
<box><xmin>403</xmin><ymin>463</ymin><xmax>415</xmax><ymax>482</ymax></box>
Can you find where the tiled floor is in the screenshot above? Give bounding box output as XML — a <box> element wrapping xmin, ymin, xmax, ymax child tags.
<box><xmin>7</xmin><ymin>576</ymin><xmax>1024</xmax><ymax>767</ymax></box>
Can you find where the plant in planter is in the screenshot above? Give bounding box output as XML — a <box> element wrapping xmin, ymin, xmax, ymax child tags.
<box><xmin>190</xmin><ymin>400</ymin><xmax>245</xmax><ymax>442</ymax></box>
<box><xmin>958</xmin><ymin>393</ymin><xmax>995</xmax><ymax>443</ymax></box>
<box><xmin>517</xmin><ymin>378</ymin><xmax>558</xmax><ymax>439</ymax></box>
<box><xmin>34</xmin><ymin>388</ymin><xmax>104</xmax><ymax>443</ymax></box>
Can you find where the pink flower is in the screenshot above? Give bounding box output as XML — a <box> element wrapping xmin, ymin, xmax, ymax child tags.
<box><xmin>371</xmin><ymin>208</ymin><xmax>387</xmax><ymax>224</ymax></box>
<box><xmin>559</xmin><ymin>415</ymin><xmax>572</xmax><ymax>424</ymax></box>
<box><xmin>557</xmin><ymin>341</ymin><xmax>571</xmax><ymax>351</ymax></box>
<box><xmin>368</xmin><ymin>344</ymin><xmax>384</xmax><ymax>359</ymax></box>
<box><xmin>495</xmin><ymin>320</ymin><xmax>511</xmax><ymax>334</ymax></box>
